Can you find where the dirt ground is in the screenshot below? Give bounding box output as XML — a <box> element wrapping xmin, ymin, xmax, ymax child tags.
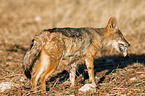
<box><xmin>0</xmin><ymin>0</ymin><xmax>145</xmax><ymax>95</ymax></box>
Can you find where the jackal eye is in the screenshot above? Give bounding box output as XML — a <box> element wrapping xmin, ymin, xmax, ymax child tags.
<box><xmin>119</xmin><ymin>43</ymin><xmax>124</xmax><ymax>47</ymax></box>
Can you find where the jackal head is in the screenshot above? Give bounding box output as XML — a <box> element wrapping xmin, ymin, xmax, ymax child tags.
<box><xmin>106</xmin><ymin>17</ymin><xmax>130</xmax><ymax>57</ymax></box>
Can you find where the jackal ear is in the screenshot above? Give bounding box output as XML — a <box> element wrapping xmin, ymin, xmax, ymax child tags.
<box><xmin>106</xmin><ymin>17</ymin><xmax>118</xmax><ymax>34</ymax></box>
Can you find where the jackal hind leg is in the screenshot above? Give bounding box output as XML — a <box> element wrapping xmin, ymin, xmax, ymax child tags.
<box><xmin>32</xmin><ymin>50</ymin><xmax>50</xmax><ymax>92</ymax></box>
<box><xmin>40</xmin><ymin>54</ymin><xmax>63</xmax><ymax>93</ymax></box>
<box><xmin>70</xmin><ymin>62</ymin><xmax>77</xmax><ymax>87</ymax></box>
<box><xmin>85</xmin><ymin>57</ymin><xmax>96</xmax><ymax>86</ymax></box>
<box><xmin>32</xmin><ymin>65</ymin><xmax>43</xmax><ymax>92</ymax></box>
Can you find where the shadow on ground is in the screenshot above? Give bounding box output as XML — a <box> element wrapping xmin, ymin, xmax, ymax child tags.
<box><xmin>45</xmin><ymin>54</ymin><xmax>145</xmax><ymax>90</ymax></box>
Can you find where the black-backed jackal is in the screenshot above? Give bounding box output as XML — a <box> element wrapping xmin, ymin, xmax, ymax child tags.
<box><xmin>23</xmin><ymin>17</ymin><xmax>130</xmax><ymax>92</ymax></box>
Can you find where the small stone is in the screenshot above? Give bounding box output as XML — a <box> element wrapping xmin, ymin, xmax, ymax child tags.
<box><xmin>0</xmin><ymin>82</ymin><xmax>14</xmax><ymax>92</ymax></box>
<box><xmin>130</xmin><ymin>77</ymin><xmax>137</xmax><ymax>81</ymax></box>
<box><xmin>79</xmin><ymin>84</ymin><xmax>96</xmax><ymax>92</ymax></box>
<box><xmin>34</xmin><ymin>16</ymin><xmax>41</xmax><ymax>22</ymax></box>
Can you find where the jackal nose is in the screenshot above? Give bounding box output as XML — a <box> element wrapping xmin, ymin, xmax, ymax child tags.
<box><xmin>128</xmin><ymin>43</ymin><xmax>130</xmax><ymax>47</ymax></box>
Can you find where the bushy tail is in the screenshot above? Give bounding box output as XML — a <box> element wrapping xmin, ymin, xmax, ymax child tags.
<box><xmin>23</xmin><ymin>37</ymin><xmax>42</xmax><ymax>79</ymax></box>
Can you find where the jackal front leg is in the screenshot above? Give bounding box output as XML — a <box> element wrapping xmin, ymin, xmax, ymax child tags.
<box><xmin>70</xmin><ymin>62</ymin><xmax>77</xmax><ymax>87</ymax></box>
<box><xmin>85</xmin><ymin>56</ymin><xmax>96</xmax><ymax>86</ymax></box>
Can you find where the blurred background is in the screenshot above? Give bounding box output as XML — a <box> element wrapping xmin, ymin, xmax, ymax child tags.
<box><xmin>0</xmin><ymin>0</ymin><xmax>145</xmax><ymax>50</ymax></box>
<box><xmin>0</xmin><ymin>0</ymin><xmax>145</xmax><ymax>95</ymax></box>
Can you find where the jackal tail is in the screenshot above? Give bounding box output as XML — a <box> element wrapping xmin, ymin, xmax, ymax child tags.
<box><xmin>23</xmin><ymin>37</ymin><xmax>42</xmax><ymax>79</ymax></box>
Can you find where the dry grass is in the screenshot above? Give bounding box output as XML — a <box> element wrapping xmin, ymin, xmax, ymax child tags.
<box><xmin>0</xmin><ymin>0</ymin><xmax>145</xmax><ymax>95</ymax></box>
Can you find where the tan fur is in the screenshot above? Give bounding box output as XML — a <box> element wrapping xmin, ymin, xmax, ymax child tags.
<box><xmin>23</xmin><ymin>17</ymin><xmax>130</xmax><ymax>92</ymax></box>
